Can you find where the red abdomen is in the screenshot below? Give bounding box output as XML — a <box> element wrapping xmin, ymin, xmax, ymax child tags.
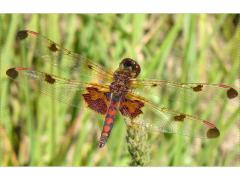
<box><xmin>99</xmin><ymin>95</ymin><xmax>119</xmax><ymax>148</ymax></box>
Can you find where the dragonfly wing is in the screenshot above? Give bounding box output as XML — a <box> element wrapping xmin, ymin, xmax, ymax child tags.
<box><xmin>6</xmin><ymin>67</ymin><xmax>111</xmax><ymax>115</ymax></box>
<box><xmin>130</xmin><ymin>79</ymin><xmax>238</xmax><ymax>100</ymax></box>
<box><xmin>121</xmin><ymin>91</ymin><xmax>224</xmax><ymax>139</ymax></box>
<box><xmin>16</xmin><ymin>30</ymin><xmax>114</xmax><ymax>84</ymax></box>
<box><xmin>129</xmin><ymin>79</ymin><xmax>239</xmax><ymax>124</ymax></box>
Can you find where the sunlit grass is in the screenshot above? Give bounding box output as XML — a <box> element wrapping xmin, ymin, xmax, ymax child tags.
<box><xmin>0</xmin><ymin>14</ymin><xmax>239</xmax><ymax>166</ymax></box>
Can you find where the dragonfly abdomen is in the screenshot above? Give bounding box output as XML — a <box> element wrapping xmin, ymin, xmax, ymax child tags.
<box><xmin>99</xmin><ymin>95</ymin><xmax>120</xmax><ymax>148</ymax></box>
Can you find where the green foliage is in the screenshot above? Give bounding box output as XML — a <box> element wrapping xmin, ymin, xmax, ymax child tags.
<box><xmin>0</xmin><ymin>14</ymin><xmax>239</xmax><ymax>166</ymax></box>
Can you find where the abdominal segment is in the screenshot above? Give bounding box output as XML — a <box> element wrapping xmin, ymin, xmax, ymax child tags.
<box><xmin>99</xmin><ymin>95</ymin><xmax>120</xmax><ymax>148</ymax></box>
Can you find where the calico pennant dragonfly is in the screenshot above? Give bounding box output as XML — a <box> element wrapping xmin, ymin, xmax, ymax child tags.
<box><xmin>6</xmin><ymin>30</ymin><xmax>239</xmax><ymax>148</ymax></box>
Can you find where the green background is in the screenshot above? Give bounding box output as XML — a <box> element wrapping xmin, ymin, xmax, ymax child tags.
<box><xmin>0</xmin><ymin>14</ymin><xmax>239</xmax><ymax>166</ymax></box>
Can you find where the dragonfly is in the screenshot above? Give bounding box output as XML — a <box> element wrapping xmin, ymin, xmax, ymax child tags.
<box><xmin>6</xmin><ymin>30</ymin><xmax>239</xmax><ymax>148</ymax></box>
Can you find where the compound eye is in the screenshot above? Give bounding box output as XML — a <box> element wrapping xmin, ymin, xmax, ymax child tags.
<box><xmin>123</xmin><ymin>59</ymin><xmax>133</xmax><ymax>68</ymax></box>
<box><xmin>120</xmin><ymin>58</ymin><xmax>134</xmax><ymax>70</ymax></box>
<box><xmin>120</xmin><ymin>58</ymin><xmax>140</xmax><ymax>77</ymax></box>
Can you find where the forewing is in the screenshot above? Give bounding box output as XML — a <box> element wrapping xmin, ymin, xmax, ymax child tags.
<box><xmin>16</xmin><ymin>30</ymin><xmax>114</xmax><ymax>84</ymax></box>
<box><xmin>129</xmin><ymin>79</ymin><xmax>239</xmax><ymax>123</ymax></box>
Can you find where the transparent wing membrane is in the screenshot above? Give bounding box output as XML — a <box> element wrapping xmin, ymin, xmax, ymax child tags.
<box><xmin>6</xmin><ymin>67</ymin><xmax>110</xmax><ymax>110</ymax></box>
<box><xmin>129</xmin><ymin>79</ymin><xmax>239</xmax><ymax>123</ymax></box>
<box><xmin>16</xmin><ymin>30</ymin><xmax>114</xmax><ymax>85</ymax></box>
<box><xmin>123</xmin><ymin>86</ymin><xmax>238</xmax><ymax>139</ymax></box>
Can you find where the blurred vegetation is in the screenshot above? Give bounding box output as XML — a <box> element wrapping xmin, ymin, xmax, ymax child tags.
<box><xmin>0</xmin><ymin>14</ymin><xmax>239</xmax><ymax>166</ymax></box>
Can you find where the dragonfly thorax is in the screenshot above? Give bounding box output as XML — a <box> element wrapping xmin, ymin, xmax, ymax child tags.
<box><xmin>110</xmin><ymin>70</ymin><xmax>131</xmax><ymax>96</ymax></box>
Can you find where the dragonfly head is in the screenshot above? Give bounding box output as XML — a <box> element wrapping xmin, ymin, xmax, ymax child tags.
<box><xmin>119</xmin><ymin>58</ymin><xmax>141</xmax><ymax>78</ymax></box>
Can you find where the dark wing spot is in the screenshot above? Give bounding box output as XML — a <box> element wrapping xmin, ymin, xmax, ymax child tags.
<box><xmin>48</xmin><ymin>43</ymin><xmax>58</xmax><ymax>52</ymax></box>
<box><xmin>174</xmin><ymin>114</ymin><xmax>186</xmax><ymax>121</ymax></box>
<box><xmin>6</xmin><ymin>68</ymin><xmax>18</xmax><ymax>79</ymax></box>
<box><xmin>82</xmin><ymin>87</ymin><xmax>109</xmax><ymax>114</ymax></box>
<box><xmin>87</xmin><ymin>64</ymin><xmax>93</xmax><ymax>69</ymax></box>
<box><xmin>207</xmin><ymin>127</ymin><xmax>220</xmax><ymax>138</ymax></box>
<box><xmin>45</xmin><ymin>74</ymin><xmax>56</xmax><ymax>84</ymax></box>
<box><xmin>152</xmin><ymin>84</ymin><xmax>157</xmax><ymax>87</ymax></box>
<box><xmin>227</xmin><ymin>88</ymin><xmax>238</xmax><ymax>99</ymax></box>
<box><xmin>119</xmin><ymin>98</ymin><xmax>144</xmax><ymax>119</ymax></box>
<box><xmin>93</xmin><ymin>98</ymin><xmax>108</xmax><ymax>114</ymax></box>
<box><xmin>16</xmin><ymin>30</ymin><xmax>28</xmax><ymax>40</ymax></box>
<box><xmin>192</xmin><ymin>84</ymin><xmax>203</xmax><ymax>92</ymax></box>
